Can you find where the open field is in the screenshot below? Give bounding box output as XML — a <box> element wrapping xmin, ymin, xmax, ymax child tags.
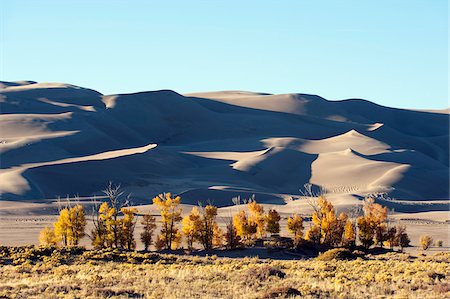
<box><xmin>1</xmin><ymin>247</ymin><xmax>450</xmax><ymax>299</ymax></box>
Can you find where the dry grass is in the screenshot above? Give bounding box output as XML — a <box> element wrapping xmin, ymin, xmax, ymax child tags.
<box><xmin>0</xmin><ymin>246</ymin><xmax>449</xmax><ymax>298</ymax></box>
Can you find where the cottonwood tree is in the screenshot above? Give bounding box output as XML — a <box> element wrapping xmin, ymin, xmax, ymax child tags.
<box><xmin>140</xmin><ymin>213</ymin><xmax>157</xmax><ymax>251</ymax></box>
<box><xmin>233</xmin><ymin>210</ymin><xmax>257</xmax><ymax>245</ymax></box>
<box><xmin>396</xmin><ymin>224</ymin><xmax>410</xmax><ymax>251</ymax></box>
<box><xmin>182</xmin><ymin>206</ymin><xmax>201</xmax><ymax>250</ymax></box>
<box><xmin>212</xmin><ymin>223</ymin><xmax>224</xmax><ymax>247</ymax></box>
<box><xmin>102</xmin><ymin>183</ymin><xmax>129</xmax><ymax>248</ymax></box>
<box><xmin>197</xmin><ymin>204</ymin><xmax>219</xmax><ymax>250</ymax></box>
<box><xmin>287</xmin><ymin>214</ymin><xmax>304</xmax><ymax>247</ymax></box>
<box><xmin>153</xmin><ymin>192</ymin><xmax>182</xmax><ymax>250</ymax></box>
<box><xmin>120</xmin><ymin>207</ymin><xmax>138</xmax><ymax>250</ymax></box>
<box><xmin>54</xmin><ymin>208</ymin><xmax>70</xmax><ymax>246</ymax></box>
<box><xmin>68</xmin><ymin>203</ymin><xmax>86</xmax><ymax>245</ymax></box>
<box><xmin>357</xmin><ymin>197</ymin><xmax>388</xmax><ymax>249</ymax></box>
<box><xmin>39</xmin><ymin>226</ymin><xmax>58</xmax><ymax>246</ymax></box>
<box><xmin>305</xmin><ymin>225</ymin><xmax>321</xmax><ymax>245</ymax></box>
<box><xmin>53</xmin><ymin>198</ymin><xmax>87</xmax><ymax>246</ymax></box>
<box><xmin>343</xmin><ymin>220</ymin><xmax>356</xmax><ymax>247</ymax></box>
<box><xmin>248</xmin><ymin>200</ymin><xmax>265</xmax><ymax>238</ymax></box>
<box><xmin>224</xmin><ymin>216</ymin><xmax>239</xmax><ymax>249</ymax></box>
<box><xmin>265</xmin><ymin>209</ymin><xmax>281</xmax><ymax>235</ymax></box>
<box><xmin>357</xmin><ymin>216</ymin><xmax>374</xmax><ymax>249</ymax></box>
<box><xmin>90</xmin><ymin>200</ymin><xmax>108</xmax><ymax>249</ymax></box>
<box><xmin>305</xmin><ymin>196</ymin><xmax>348</xmax><ymax>247</ymax></box>
<box><xmin>385</xmin><ymin>226</ymin><xmax>397</xmax><ymax>250</ymax></box>
<box><xmin>89</xmin><ymin>184</ymin><xmax>136</xmax><ymax>250</ymax></box>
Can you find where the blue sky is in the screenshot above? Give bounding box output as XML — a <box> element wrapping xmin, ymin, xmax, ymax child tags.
<box><xmin>1</xmin><ymin>0</ymin><xmax>448</xmax><ymax>109</ymax></box>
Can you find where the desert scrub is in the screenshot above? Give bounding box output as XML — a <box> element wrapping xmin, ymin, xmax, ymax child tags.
<box><xmin>316</xmin><ymin>248</ymin><xmax>354</xmax><ymax>261</ymax></box>
<box><xmin>0</xmin><ymin>246</ymin><xmax>449</xmax><ymax>298</ymax></box>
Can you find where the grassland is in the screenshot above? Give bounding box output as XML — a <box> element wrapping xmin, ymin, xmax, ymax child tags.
<box><xmin>1</xmin><ymin>246</ymin><xmax>449</xmax><ymax>298</ymax></box>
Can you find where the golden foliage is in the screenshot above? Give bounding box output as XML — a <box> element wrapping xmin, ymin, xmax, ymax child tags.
<box><xmin>308</xmin><ymin>196</ymin><xmax>347</xmax><ymax>246</ymax></box>
<box><xmin>212</xmin><ymin>223</ymin><xmax>224</xmax><ymax>248</ymax></box>
<box><xmin>357</xmin><ymin>216</ymin><xmax>374</xmax><ymax>249</ymax></box>
<box><xmin>357</xmin><ymin>197</ymin><xmax>390</xmax><ymax>249</ymax></box>
<box><xmin>54</xmin><ymin>204</ymin><xmax>86</xmax><ymax>246</ymax></box>
<box><xmin>248</xmin><ymin>200</ymin><xmax>265</xmax><ymax>238</ymax></box>
<box><xmin>305</xmin><ymin>225</ymin><xmax>321</xmax><ymax>244</ymax></box>
<box><xmin>140</xmin><ymin>214</ymin><xmax>157</xmax><ymax>251</ymax></box>
<box><xmin>265</xmin><ymin>209</ymin><xmax>281</xmax><ymax>235</ymax></box>
<box><xmin>287</xmin><ymin>214</ymin><xmax>304</xmax><ymax>246</ymax></box>
<box><xmin>343</xmin><ymin>220</ymin><xmax>356</xmax><ymax>247</ymax></box>
<box><xmin>120</xmin><ymin>207</ymin><xmax>137</xmax><ymax>250</ymax></box>
<box><xmin>182</xmin><ymin>207</ymin><xmax>201</xmax><ymax>250</ymax></box>
<box><xmin>420</xmin><ymin>235</ymin><xmax>433</xmax><ymax>250</ymax></box>
<box><xmin>39</xmin><ymin>226</ymin><xmax>58</xmax><ymax>246</ymax></box>
<box><xmin>233</xmin><ymin>210</ymin><xmax>257</xmax><ymax>244</ymax></box>
<box><xmin>197</xmin><ymin>205</ymin><xmax>219</xmax><ymax>250</ymax></box>
<box><xmin>153</xmin><ymin>193</ymin><xmax>182</xmax><ymax>250</ymax></box>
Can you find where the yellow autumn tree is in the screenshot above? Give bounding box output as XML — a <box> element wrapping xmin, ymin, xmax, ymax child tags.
<box><xmin>384</xmin><ymin>226</ymin><xmax>397</xmax><ymax>250</ymax></box>
<box><xmin>225</xmin><ymin>217</ymin><xmax>239</xmax><ymax>249</ymax></box>
<box><xmin>68</xmin><ymin>204</ymin><xmax>86</xmax><ymax>246</ymax></box>
<box><xmin>233</xmin><ymin>210</ymin><xmax>257</xmax><ymax>245</ymax></box>
<box><xmin>287</xmin><ymin>214</ymin><xmax>304</xmax><ymax>246</ymax></box>
<box><xmin>54</xmin><ymin>208</ymin><xmax>70</xmax><ymax>246</ymax></box>
<box><xmin>39</xmin><ymin>226</ymin><xmax>58</xmax><ymax>246</ymax></box>
<box><xmin>182</xmin><ymin>206</ymin><xmax>201</xmax><ymax>250</ymax></box>
<box><xmin>265</xmin><ymin>209</ymin><xmax>281</xmax><ymax>235</ymax></box>
<box><xmin>120</xmin><ymin>207</ymin><xmax>137</xmax><ymax>250</ymax></box>
<box><xmin>357</xmin><ymin>197</ymin><xmax>388</xmax><ymax>249</ymax></box>
<box><xmin>305</xmin><ymin>196</ymin><xmax>347</xmax><ymax>247</ymax></box>
<box><xmin>90</xmin><ymin>203</ymin><xmax>108</xmax><ymax>249</ymax></box>
<box><xmin>53</xmin><ymin>203</ymin><xmax>87</xmax><ymax>247</ymax></box>
<box><xmin>98</xmin><ymin>202</ymin><xmax>118</xmax><ymax>248</ymax></box>
<box><xmin>343</xmin><ymin>220</ymin><xmax>356</xmax><ymax>247</ymax></box>
<box><xmin>212</xmin><ymin>223</ymin><xmax>224</xmax><ymax>248</ymax></box>
<box><xmin>248</xmin><ymin>200</ymin><xmax>265</xmax><ymax>238</ymax></box>
<box><xmin>90</xmin><ymin>184</ymin><xmax>131</xmax><ymax>249</ymax></box>
<box><xmin>357</xmin><ymin>216</ymin><xmax>373</xmax><ymax>249</ymax></box>
<box><xmin>305</xmin><ymin>225</ymin><xmax>321</xmax><ymax>245</ymax></box>
<box><xmin>140</xmin><ymin>213</ymin><xmax>157</xmax><ymax>251</ymax></box>
<box><xmin>197</xmin><ymin>204</ymin><xmax>219</xmax><ymax>250</ymax></box>
<box><xmin>153</xmin><ymin>192</ymin><xmax>182</xmax><ymax>250</ymax></box>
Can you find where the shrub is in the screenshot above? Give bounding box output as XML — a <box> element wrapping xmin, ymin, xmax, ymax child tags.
<box><xmin>261</xmin><ymin>286</ymin><xmax>301</xmax><ymax>298</ymax></box>
<box><xmin>420</xmin><ymin>235</ymin><xmax>433</xmax><ymax>250</ymax></box>
<box><xmin>436</xmin><ymin>240</ymin><xmax>443</xmax><ymax>247</ymax></box>
<box><xmin>316</xmin><ymin>248</ymin><xmax>354</xmax><ymax>261</ymax></box>
<box><xmin>39</xmin><ymin>227</ymin><xmax>58</xmax><ymax>246</ymax></box>
<box><xmin>245</xmin><ymin>265</ymin><xmax>286</xmax><ymax>281</ymax></box>
<box><xmin>140</xmin><ymin>214</ymin><xmax>157</xmax><ymax>251</ymax></box>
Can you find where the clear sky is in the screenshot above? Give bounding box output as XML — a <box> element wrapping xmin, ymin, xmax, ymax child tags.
<box><xmin>1</xmin><ymin>0</ymin><xmax>448</xmax><ymax>109</ymax></box>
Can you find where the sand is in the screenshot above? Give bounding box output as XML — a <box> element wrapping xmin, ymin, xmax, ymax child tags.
<box><xmin>0</xmin><ymin>80</ymin><xmax>449</xmax><ymax>247</ymax></box>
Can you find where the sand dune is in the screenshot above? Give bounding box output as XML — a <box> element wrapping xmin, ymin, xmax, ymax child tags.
<box><xmin>1</xmin><ymin>81</ymin><xmax>448</xmax><ymax>211</ymax></box>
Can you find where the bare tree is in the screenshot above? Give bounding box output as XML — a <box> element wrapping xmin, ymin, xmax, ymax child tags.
<box><xmin>103</xmin><ymin>182</ymin><xmax>130</xmax><ymax>248</ymax></box>
<box><xmin>300</xmin><ymin>183</ymin><xmax>326</xmax><ymax>215</ymax></box>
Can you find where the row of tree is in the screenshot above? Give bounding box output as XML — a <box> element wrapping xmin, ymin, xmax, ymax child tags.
<box><xmin>40</xmin><ymin>186</ymin><xmax>411</xmax><ymax>252</ymax></box>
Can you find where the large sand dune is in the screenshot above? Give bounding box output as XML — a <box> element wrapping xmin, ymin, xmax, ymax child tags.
<box><xmin>1</xmin><ymin>81</ymin><xmax>448</xmax><ymax>211</ymax></box>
